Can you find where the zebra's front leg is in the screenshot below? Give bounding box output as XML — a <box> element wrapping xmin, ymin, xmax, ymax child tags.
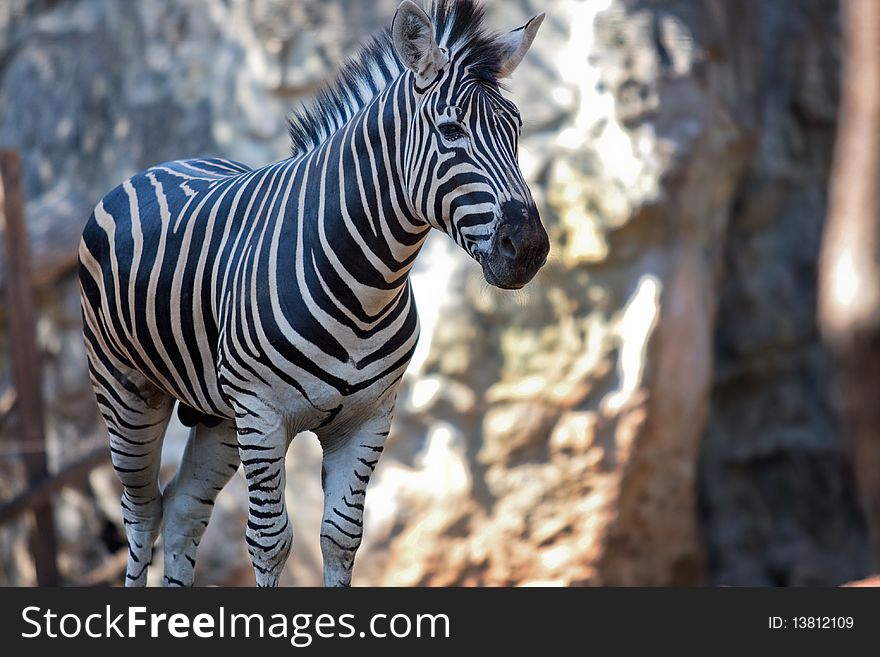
<box><xmin>238</xmin><ymin>415</ymin><xmax>293</xmax><ymax>587</ymax></box>
<box><xmin>161</xmin><ymin>418</ymin><xmax>240</xmax><ymax>587</ymax></box>
<box><xmin>318</xmin><ymin>411</ymin><xmax>391</xmax><ymax>587</ymax></box>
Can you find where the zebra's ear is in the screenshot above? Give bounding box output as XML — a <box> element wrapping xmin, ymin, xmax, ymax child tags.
<box><xmin>392</xmin><ymin>0</ymin><xmax>448</xmax><ymax>89</ymax></box>
<box><xmin>496</xmin><ymin>13</ymin><xmax>545</xmax><ymax>78</ymax></box>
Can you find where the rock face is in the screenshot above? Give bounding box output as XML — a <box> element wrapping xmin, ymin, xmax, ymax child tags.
<box><xmin>0</xmin><ymin>0</ymin><xmax>869</xmax><ymax>586</ymax></box>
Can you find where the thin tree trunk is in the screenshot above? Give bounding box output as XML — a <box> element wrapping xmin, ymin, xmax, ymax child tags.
<box><xmin>819</xmin><ymin>0</ymin><xmax>880</xmax><ymax>568</ymax></box>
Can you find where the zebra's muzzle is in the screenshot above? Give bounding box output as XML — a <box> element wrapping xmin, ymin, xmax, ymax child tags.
<box><xmin>481</xmin><ymin>201</ymin><xmax>549</xmax><ymax>289</ymax></box>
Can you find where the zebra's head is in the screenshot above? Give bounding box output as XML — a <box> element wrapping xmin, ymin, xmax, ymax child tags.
<box><xmin>392</xmin><ymin>0</ymin><xmax>549</xmax><ymax>290</ymax></box>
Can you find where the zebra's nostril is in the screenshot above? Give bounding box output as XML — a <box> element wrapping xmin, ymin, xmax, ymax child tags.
<box><xmin>499</xmin><ymin>234</ymin><xmax>516</xmax><ymax>259</ymax></box>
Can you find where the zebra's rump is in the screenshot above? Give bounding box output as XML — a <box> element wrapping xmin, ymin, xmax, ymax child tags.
<box><xmin>78</xmin><ymin>157</ymin><xmax>253</xmax><ymax>420</ymax></box>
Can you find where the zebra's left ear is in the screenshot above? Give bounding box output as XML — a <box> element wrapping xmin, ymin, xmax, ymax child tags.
<box><xmin>496</xmin><ymin>13</ymin><xmax>545</xmax><ymax>78</ymax></box>
<box><xmin>392</xmin><ymin>1</ymin><xmax>449</xmax><ymax>90</ymax></box>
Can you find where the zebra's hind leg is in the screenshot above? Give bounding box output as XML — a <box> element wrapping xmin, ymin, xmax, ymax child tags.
<box><xmin>317</xmin><ymin>407</ymin><xmax>392</xmax><ymax>587</ymax></box>
<box><xmin>90</xmin><ymin>367</ymin><xmax>173</xmax><ymax>587</ymax></box>
<box><xmin>161</xmin><ymin>418</ymin><xmax>239</xmax><ymax>586</ymax></box>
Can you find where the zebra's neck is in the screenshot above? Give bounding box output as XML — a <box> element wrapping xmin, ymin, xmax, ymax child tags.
<box><xmin>290</xmin><ymin>74</ymin><xmax>429</xmax><ymax>321</ymax></box>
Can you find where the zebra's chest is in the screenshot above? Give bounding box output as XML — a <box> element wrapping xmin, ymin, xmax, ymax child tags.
<box><xmin>220</xmin><ymin>355</ymin><xmax>402</xmax><ymax>441</ymax></box>
<box><xmin>215</xmin><ymin>312</ymin><xmax>416</xmax><ymax>431</ymax></box>
<box><xmin>212</xmin><ymin>254</ymin><xmax>419</xmax><ymax>434</ymax></box>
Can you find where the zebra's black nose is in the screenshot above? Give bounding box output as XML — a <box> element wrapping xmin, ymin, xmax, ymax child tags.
<box><xmin>495</xmin><ymin>201</ymin><xmax>549</xmax><ymax>271</ymax></box>
<box><xmin>481</xmin><ymin>201</ymin><xmax>549</xmax><ymax>289</ymax></box>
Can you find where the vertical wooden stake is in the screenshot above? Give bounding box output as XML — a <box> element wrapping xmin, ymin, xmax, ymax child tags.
<box><xmin>0</xmin><ymin>149</ymin><xmax>59</xmax><ymax>586</ymax></box>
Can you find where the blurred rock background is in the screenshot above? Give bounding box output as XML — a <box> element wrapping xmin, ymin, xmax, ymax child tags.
<box><xmin>0</xmin><ymin>0</ymin><xmax>871</xmax><ymax>586</ymax></box>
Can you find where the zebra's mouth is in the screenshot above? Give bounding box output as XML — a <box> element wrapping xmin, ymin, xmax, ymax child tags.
<box><xmin>474</xmin><ymin>237</ymin><xmax>547</xmax><ymax>291</ymax></box>
<box><xmin>476</xmin><ymin>251</ymin><xmax>530</xmax><ymax>290</ymax></box>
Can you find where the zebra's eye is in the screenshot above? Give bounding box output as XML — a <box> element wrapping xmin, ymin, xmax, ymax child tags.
<box><xmin>438</xmin><ymin>123</ymin><xmax>467</xmax><ymax>141</ymax></box>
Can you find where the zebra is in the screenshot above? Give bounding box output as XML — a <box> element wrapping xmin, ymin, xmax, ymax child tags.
<box><xmin>78</xmin><ymin>0</ymin><xmax>548</xmax><ymax>587</ymax></box>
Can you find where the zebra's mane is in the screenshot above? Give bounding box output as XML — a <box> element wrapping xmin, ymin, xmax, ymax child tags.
<box><xmin>287</xmin><ymin>0</ymin><xmax>503</xmax><ymax>157</ymax></box>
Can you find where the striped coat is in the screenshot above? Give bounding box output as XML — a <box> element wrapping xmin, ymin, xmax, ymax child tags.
<box><xmin>79</xmin><ymin>0</ymin><xmax>547</xmax><ymax>587</ymax></box>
